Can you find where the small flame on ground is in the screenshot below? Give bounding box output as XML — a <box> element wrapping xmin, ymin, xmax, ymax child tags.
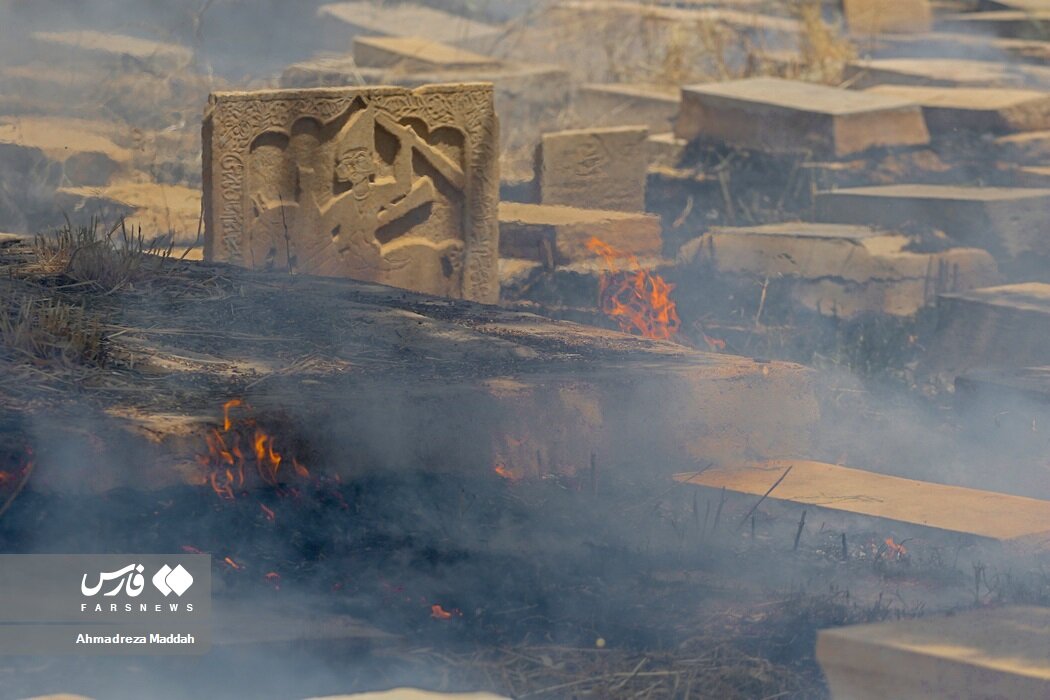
<box><xmin>223</xmin><ymin>556</ymin><xmax>243</xmax><ymax>571</ymax></box>
<box><xmin>430</xmin><ymin>604</ymin><xmax>460</xmax><ymax>620</ymax></box>
<box><xmin>585</xmin><ymin>237</ymin><xmax>681</xmax><ymax>341</ymax></box>
<box><xmin>885</xmin><ymin>537</ymin><xmax>907</xmax><ymax>559</ymax></box>
<box><xmin>199</xmin><ymin>398</ymin><xmax>310</xmax><ymax>499</ymax></box>
<box><xmin>494</xmin><ymin>463</ymin><xmax>521</xmax><ymax>481</ymax></box>
<box><xmin>260</xmin><ymin>503</ymin><xmax>275</xmax><ymax>521</ymax></box>
<box><xmin>181</xmin><ymin>545</ymin><xmax>204</xmax><ymax>555</ymax></box>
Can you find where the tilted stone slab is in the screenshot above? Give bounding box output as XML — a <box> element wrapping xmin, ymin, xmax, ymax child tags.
<box><xmin>317</xmin><ymin>2</ymin><xmax>503</xmax><ymax>52</ymax></box>
<box><xmin>675</xmin><ymin>78</ymin><xmax>929</xmax><ymax>158</ymax></box>
<box><xmin>537</xmin><ymin>126</ymin><xmax>649</xmax><ymax>212</ymax></box>
<box><xmin>996</xmin><ymin>129</ymin><xmax>1050</xmax><ymax>162</ymax></box>
<box><xmin>56</xmin><ymin>183</ymin><xmax>203</xmax><ymax>244</ymax></box>
<box><xmin>353</xmin><ymin>36</ymin><xmax>501</xmax><ymax>72</ymax></box>
<box><xmin>939</xmin><ymin>10</ymin><xmax>1050</xmax><ymax>40</ymax></box>
<box><xmin>499</xmin><ymin>202</ymin><xmax>662</xmax><ymax>266</ymax></box>
<box><xmin>814</xmin><ymin>184</ymin><xmax>1050</xmax><ymax>258</ymax></box>
<box><xmin>30</xmin><ymin>30</ymin><xmax>192</xmax><ymax>72</ymax></box>
<box><xmin>675</xmin><ymin>460</ymin><xmax>1050</xmax><ymax>542</ymax></box>
<box><xmin>574</xmin><ymin>83</ymin><xmax>681</xmax><ymax>133</ymax></box>
<box><xmin>869</xmin><ymin>31</ymin><xmax>1050</xmax><ymax>64</ymax></box>
<box><xmin>677</xmin><ymin>222</ymin><xmax>998</xmax><ymax>317</ymax></box>
<box><xmin>930</xmin><ymin>283</ymin><xmax>1050</xmax><ymax>374</ymax></box>
<box><xmin>0</xmin><ymin>116</ymin><xmax>131</xmax><ymax>187</ymax></box>
<box><xmin>865</xmin><ymin>85</ymin><xmax>1050</xmax><ymax>133</ymax></box>
<box><xmin>818</xmin><ymin>607</ymin><xmax>1050</xmax><ymax>700</ymax></box>
<box><xmin>846</xmin><ymin>58</ymin><xmax>1050</xmax><ymax>88</ymax></box>
<box><xmin>202</xmin><ymin>84</ymin><xmax>499</xmax><ymax>303</ymax></box>
<box><xmin>981</xmin><ymin>0</ymin><xmax>1050</xmax><ymax>8</ymax></box>
<box><xmin>842</xmin><ymin>0</ymin><xmax>932</xmax><ymax>35</ymax></box>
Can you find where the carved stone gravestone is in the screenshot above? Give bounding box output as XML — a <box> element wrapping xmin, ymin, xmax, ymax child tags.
<box><xmin>203</xmin><ymin>84</ymin><xmax>500</xmax><ymax>304</ymax></box>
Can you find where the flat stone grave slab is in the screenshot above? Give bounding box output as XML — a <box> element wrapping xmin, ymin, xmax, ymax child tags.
<box><xmin>996</xmin><ymin>129</ymin><xmax>1050</xmax><ymax>162</ymax></box>
<box><xmin>864</xmin><ymin>84</ymin><xmax>1050</xmax><ymax>133</ymax></box>
<box><xmin>1015</xmin><ymin>164</ymin><xmax>1050</xmax><ymax>186</ymax></box>
<box><xmin>30</xmin><ymin>30</ymin><xmax>192</xmax><ymax>72</ymax></box>
<box><xmin>981</xmin><ymin>0</ymin><xmax>1050</xmax><ymax>9</ymax></box>
<box><xmin>939</xmin><ymin>10</ymin><xmax>1050</xmax><ymax>39</ymax></box>
<box><xmin>317</xmin><ymin>2</ymin><xmax>503</xmax><ymax>52</ymax></box>
<box><xmin>814</xmin><ymin>184</ymin><xmax>1050</xmax><ymax>259</ymax></box>
<box><xmin>675</xmin><ymin>78</ymin><xmax>929</xmax><ymax>158</ymax></box>
<box><xmin>499</xmin><ymin>202</ymin><xmax>662</xmax><ymax>266</ymax></box>
<box><xmin>574</xmin><ymin>83</ymin><xmax>681</xmax><ymax>132</ymax></box>
<box><xmin>817</xmin><ymin>607</ymin><xmax>1050</xmax><ymax>700</ymax></box>
<box><xmin>202</xmin><ymin>84</ymin><xmax>499</xmax><ymax>303</ymax></box>
<box><xmin>842</xmin><ymin>0</ymin><xmax>932</xmax><ymax>35</ymax></box>
<box><xmin>537</xmin><ymin>126</ymin><xmax>649</xmax><ymax>212</ymax></box>
<box><xmin>352</xmin><ymin>36</ymin><xmax>501</xmax><ymax>72</ymax></box>
<box><xmin>869</xmin><ymin>31</ymin><xmax>1050</xmax><ymax>64</ymax></box>
<box><xmin>845</xmin><ymin>57</ymin><xmax>1050</xmax><ymax>88</ymax></box>
<box><xmin>674</xmin><ymin>459</ymin><xmax>1050</xmax><ymax>543</ymax></box>
<box><xmin>56</xmin><ymin>183</ymin><xmax>202</xmax><ymax>244</ymax></box>
<box><xmin>551</xmin><ymin>1</ymin><xmax>801</xmax><ymax>43</ymax></box>
<box><xmin>676</xmin><ymin>222</ymin><xmax>998</xmax><ymax>318</ymax></box>
<box><xmin>930</xmin><ymin>283</ymin><xmax>1050</xmax><ymax>374</ymax></box>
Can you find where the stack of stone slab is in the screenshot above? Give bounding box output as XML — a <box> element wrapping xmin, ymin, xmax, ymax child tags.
<box><xmin>499</xmin><ymin>124</ymin><xmax>667</xmax><ymax>302</ymax></box>
<box><xmin>279</xmin><ymin>35</ymin><xmax>570</xmax><ymax>146</ymax></box>
<box><xmin>675</xmin><ymin>222</ymin><xmax>998</xmax><ymax>319</ymax></box>
<box><xmin>927</xmin><ymin>283</ymin><xmax>1050</xmax><ymax>375</ymax></box>
<box><xmin>674</xmin><ymin>77</ymin><xmax>930</xmax><ymax>158</ymax></box>
<box><xmin>814</xmin><ymin>185</ymin><xmax>1050</xmax><ymax>264</ymax></box>
<box><xmin>863</xmin><ymin>85</ymin><xmax>1050</xmax><ymax>134</ymax></box>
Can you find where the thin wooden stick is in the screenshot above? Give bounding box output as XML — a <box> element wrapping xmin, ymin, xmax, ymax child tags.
<box><xmin>736</xmin><ymin>466</ymin><xmax>792</xmax><ymax>530</ymax></box>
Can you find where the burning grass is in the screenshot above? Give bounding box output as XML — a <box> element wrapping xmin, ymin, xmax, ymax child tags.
<box><xmin>586</xmin><ymin>236</ymin><xmax>681</xmax><ymax>341</ymax></box>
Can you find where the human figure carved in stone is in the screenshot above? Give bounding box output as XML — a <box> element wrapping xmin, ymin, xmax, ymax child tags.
<box><xmin>246</xmin><ymin>104</ymin><xmax>468</xmax><ymax>294</ymax></box>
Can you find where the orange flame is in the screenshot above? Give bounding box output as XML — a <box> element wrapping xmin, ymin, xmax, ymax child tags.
<box><xmin>494</xmin><ymin>463</ymin><xmax>521</xmax><ymax>481</ymax></box>
<box><xmin>223</xmin><ymin>556</ymin><xmax>242</xmax><ymax>571</ymax></box>
<box><xmin>199</xmin><ymin>399</ymin><xmax>311</xmax><ymax>499</ymax></box>
<box><xmin>430</xmin><ymin>604</ymin><xmax>459</xmax><ymax>620</ymax></box>
<box><xmin>885</xmin><ymin>537</ymin><xmax>907</xmax><ymax>559</ymax></box>
<box><xmin>585</xmin><ymin>237</ymin><xmax>681</xmax><ymax>341</ymax></box>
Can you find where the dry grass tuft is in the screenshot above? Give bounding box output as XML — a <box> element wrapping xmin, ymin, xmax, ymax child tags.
<box><xmin>795</xmin><ymin>0</ymin><xmax>856</xmax><ymax>84</ymax></box>
<box><xmin>0</xmin><ymin>295</ymin><xmax>107</xmax><ymax>368</ymax></box>
<box><xmin>33</xmin><ymin>218</ymin><xmax>176</xmax><ymax>292</ymax></box>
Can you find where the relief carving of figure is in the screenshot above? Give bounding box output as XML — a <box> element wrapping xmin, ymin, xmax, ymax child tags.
<box><xmin>246</xmin><ymin>104</ymin><xmax>468</xmax><ymax>296</ymax></box>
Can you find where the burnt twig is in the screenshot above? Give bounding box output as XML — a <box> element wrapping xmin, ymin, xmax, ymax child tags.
<box><xmin>736</xmin><ymin>466</ymin><xmax>793</xmax><ymax>531</ymax></box>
